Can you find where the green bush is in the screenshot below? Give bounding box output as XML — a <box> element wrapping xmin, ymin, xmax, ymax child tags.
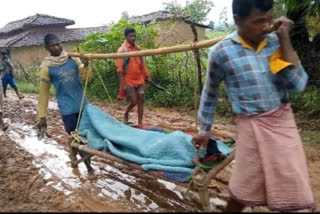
<box><xmin>14</xmin><ymin>66</ymin><xmax>55</xmax><ymax>95</ymax></box>
<box><xmin>290</xmin><ymin>86</ymin><xmax>320</xmax><ymax>116</ymax></box>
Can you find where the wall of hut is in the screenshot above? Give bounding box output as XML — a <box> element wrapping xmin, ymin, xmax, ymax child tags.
<box><xmin>156</xmin><ymin>20</ymin><xmax>206</xmax><ymax>46</ymax></box>
<box><xmin>11</xmin><ymin>41</ymin><xmax>80</xmax><ymax>68</ymax></box>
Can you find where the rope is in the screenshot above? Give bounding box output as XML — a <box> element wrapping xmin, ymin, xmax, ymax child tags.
<box><xmin>71</xmin><ymin>131</ymin><xmax>82</xmax><ymax>144</ymax></box>
<box><xmin>70</xmin><ymin>50</ymin><xmax>114</xmax><ymax>144</ymax></box>
<box><xmin>183</xmin><ymin>148</ymin><xmax>212</xmax><ymax>211</ymax></box>
<box><xmin>184</xmin><ymin>150</ymin><xmax>208</xmax><ymax>196</ymax></box>
<box><xmin>95</xmin><ymin>67</ymin><xmax>114</xmax><ymax>104</ymax></box>
<box><xmin>75</xmin><ymin>62</ymin><xmax>91</xmax><ymax>133</ymax></box>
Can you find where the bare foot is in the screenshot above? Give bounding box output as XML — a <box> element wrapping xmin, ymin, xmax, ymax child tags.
<box><xmin>19</xmin><ymin>95</ymin><xmax>24</xmax><ymax>100</ymax></box>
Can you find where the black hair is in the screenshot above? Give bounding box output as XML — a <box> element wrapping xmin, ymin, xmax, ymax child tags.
<box><xmin>232</xmin><ymin>0</ymin><xmax>274</xmax><ymax>19</ymax></box>
<box><xmin>124</xmin><ymin>28</ymin><xmax>136</xmax><ymax>37</ymax></box>
<box><xmin>44</xmin><ymin>33</ymin><xmax>59</xmax><ymax>46</ymax></box>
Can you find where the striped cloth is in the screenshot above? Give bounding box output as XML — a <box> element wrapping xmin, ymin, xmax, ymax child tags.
<box><xmin>228</xmin><ymin>105</ymin><xmax>315</xmax><ymax>212</ymax></box>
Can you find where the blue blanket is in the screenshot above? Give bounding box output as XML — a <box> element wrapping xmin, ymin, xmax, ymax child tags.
<box><xmin>79</xmin><ymin>104</ymin><xmax>206</xmax><ymax>173</ymax></box>
<box><xmin>79</xmin><ymin>104</ymin><xmax>232</xmax><ymax>174</ymax></box>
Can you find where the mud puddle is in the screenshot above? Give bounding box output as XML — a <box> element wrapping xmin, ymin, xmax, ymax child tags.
<box><xmin>4</xmin><ymin>120</ymin><xmax>202</xmax><ymax>212</ymax></box>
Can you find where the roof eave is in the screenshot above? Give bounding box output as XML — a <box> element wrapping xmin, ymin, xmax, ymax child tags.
<box><xmin>183</xmin><ymin>20</ymin><xmax>212</xmax><ymax>29</ymax></box>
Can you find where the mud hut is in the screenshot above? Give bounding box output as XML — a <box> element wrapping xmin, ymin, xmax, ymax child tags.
<box><xmin>0</xmin><ymin>14</ymin><xmax>109</xmax><ymax>68</ymax></box>
<box><xmin>129</xmin><ymin>11</ymin><xmax>211</xmax><ymax>46</ymax></box>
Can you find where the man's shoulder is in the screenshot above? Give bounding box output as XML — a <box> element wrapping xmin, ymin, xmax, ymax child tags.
<box><xmin>117</xmin><ymin>46</ymin><xmax>125</xmax><ymax>53</ymax></box>
<box><xmin>209</xmin><ymin>33</ymin><xmax>237</xmax><ymax>58</ymax></box>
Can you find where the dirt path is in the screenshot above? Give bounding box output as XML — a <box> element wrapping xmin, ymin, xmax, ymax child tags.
<box><xmin>0</xmin><ymin>91</ymin><xmax>319</xmax><ymax>212</ymax></box>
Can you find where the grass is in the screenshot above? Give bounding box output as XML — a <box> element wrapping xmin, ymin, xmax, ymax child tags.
<box><xmin>206</xmin><ymin>31</ymin><xmax>231</xmax><ymax>39</ymax></box>
<box><xmin>301</xmin><ymin>130</ymin><xmax>320</xmax><ymax>147</ymax></box>
<box><xmin>12</xmin><ymin>82</ymin><xmax>55</xmax><ymax>96</ymax></box>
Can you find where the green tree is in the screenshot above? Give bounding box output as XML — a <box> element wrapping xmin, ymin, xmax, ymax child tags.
<box><xmin>120</xmin><ymin>11</ymin><xmax>130</xmax><ymax>20</ymax></box>
<box><xmin>163</xmin><ymin>0</ymin><xmax>214</xmax><ymax>23</ymax></box>
<box><xmin>275</xmin><ymin>0</ymin><xmax>320</xmax><ymax>84</ymax></box>
<box><xmin>163</xmin><ymin>0</ymin><xmax>185</xmax><ymax>16</ymax></box>
<box><xmin>185</xmin><ymin>0</ymin><xmax>214</xmax><ymax>23</ymax></box>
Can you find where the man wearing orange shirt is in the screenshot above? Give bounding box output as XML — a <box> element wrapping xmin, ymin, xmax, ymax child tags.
<box><xmin>116</xmin><ymin>28</ymin><xmax>151</xmax><ymax>126</ymax></box>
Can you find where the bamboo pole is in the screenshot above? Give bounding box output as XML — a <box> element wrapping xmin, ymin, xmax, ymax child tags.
<box><xmin>72</xmin><ymin>143</ymin><xmax>172</xmax><ymax>180</ymax></box>
<box><xmin>67</xmin><ymin>36</ymin><xmax>225</xmax><ymax>59</ymax></box>
<box><xmin>73</xmin><ymin>143</ymin><xmax>144</xmax><ymax>170</ymax></box>
<box><xmin>204</xmin><ymin>151</ymin><xmax>235</xmax><ymax>185</ymax></box>
<box><xmin>73</xmin><ymin>154</ymin><xmax>93</xmax><ymax>166</ymax></box>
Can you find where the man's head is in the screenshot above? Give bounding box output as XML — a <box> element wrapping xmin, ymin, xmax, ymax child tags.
<box><xmin>233</xmin><ymin>0</ymin><xmax>274</xmax><ymax>46</ymax></box>
<box><xmin>44</xmin><ymin>33</ymin><xmax>63</xmax><ymax>56</ymax></box>
<box><xmin>124</xmin><ymin>28</ymin><xmax>136</xmax><ymax>46</ymax></box>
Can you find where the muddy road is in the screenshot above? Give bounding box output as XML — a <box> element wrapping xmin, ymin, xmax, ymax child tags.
<box><xmin>0</xmin><ymin>91</ymin><xmax>319</xmax><ymax>212</ymax></box>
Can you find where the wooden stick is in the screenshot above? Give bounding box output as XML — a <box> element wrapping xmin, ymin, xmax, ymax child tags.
<box><xmin>205</xmin><ymin>151</ymin><xmax>235</xmax><ymax>185</ymax></box>
<box><xmin>74</xmin><ymin>154</ymin><xmax>93</xmax><ymax>166</ymax></box>
<box><xmin>72</xmin><ymin>143</ymin><xmax>163</xmax><ymax>178</ymax></box>
<box><xmin>67</xmin><ymin>36</ymin><xmax>225</xmax><ymax>59</ymax></box>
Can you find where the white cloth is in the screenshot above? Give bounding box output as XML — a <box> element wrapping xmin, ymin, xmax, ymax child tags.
<box><xmin>40</xmin><ymin>51</ymin><xmax>69</xmax><ymax>68</ymax></box>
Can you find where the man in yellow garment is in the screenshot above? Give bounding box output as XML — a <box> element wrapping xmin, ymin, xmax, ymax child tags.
<box><xmin>37</xmin><ymin>33</ymin><xmax>93</xmax><ymax>174</ymax></box>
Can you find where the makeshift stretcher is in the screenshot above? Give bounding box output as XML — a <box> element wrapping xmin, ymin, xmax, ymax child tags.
<box><xmin>66</xmin><ymin>36</ymin><xmax>236</xmax><ymax>211</ymax></box>
<box><xmin>68</xmin><ymin>109</ymin><xmax>235</xmax><ymax>211</ymax></box>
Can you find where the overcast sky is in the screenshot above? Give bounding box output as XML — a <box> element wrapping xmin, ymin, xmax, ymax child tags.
<box><xmin>0</xmin><ymin>0</ymin><xmax>233</xmax><ymax>29</ymax></box>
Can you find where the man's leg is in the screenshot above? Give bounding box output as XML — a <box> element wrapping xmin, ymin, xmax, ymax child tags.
<box><xmin>2</xmin><ymin>78</ymin><xmax>7</xmax><ymax>98</ymax></box>
<box><xmin>9</xmin><ymin>76</ymin><xmax>23</xmax><ymax>99</ymax></box>
<box><xmin>124</xmin><ymin>86</ymin><xmax>137</xmax><ymax>123</ymax></box>
<box><xmin>62</xmin><ymin>113</ymin><xmax>94</xmax><ymax>175</ymax></box>
<box><xmin>62</xmin><ymin>114</ymin><xmax>79</xmax><ymax>167</ymax></box>
<box><xmin>68</xmin><ymin>136</ymin><xmax>78</xmax><ymax>168</ymax></box>
<box><xmin>137</xmin><ymin>85</ymin><xmax>145</xmax><ymax>126</ymax></box>
<box><xmin>0</xmin><ymin>85</ymin><xmax>8</xmax><ymax>131</ymax></box>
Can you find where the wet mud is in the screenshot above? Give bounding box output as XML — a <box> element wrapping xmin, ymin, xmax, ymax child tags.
<box><xmin>1</xmin><ymin>91</ymin><xmax>319</xmax><ymax>212</ymax></box>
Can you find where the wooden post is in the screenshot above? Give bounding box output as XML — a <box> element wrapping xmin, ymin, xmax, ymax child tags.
<box><xmin>190</xmin><ymin>24</ymin><xmax>203</xmax><ymax>94</ymax></box>
<box><xmin>193</xmin><ymin>173</ymin><xmax>211</xmax><ymax>212</ymax></box>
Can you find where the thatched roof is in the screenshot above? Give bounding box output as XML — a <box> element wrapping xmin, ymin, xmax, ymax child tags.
<box><xmin>0</xmin><ymin>26</ymin><xmax>109</xmax><ymax>48</ymax></box>
<box><xmin>0</xmin><ymin>14</ymin><xmax>109</xmax><ymax>48</ymax></box>
<box><xmin>129</xmin><ymin>10</ymin><xmax>211</xmax><ymax>29</ymax></box>
<box><xmin>0</xmin><ymin>14</ymin><xmax>75</xmax><ymax>36</ymax></box>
